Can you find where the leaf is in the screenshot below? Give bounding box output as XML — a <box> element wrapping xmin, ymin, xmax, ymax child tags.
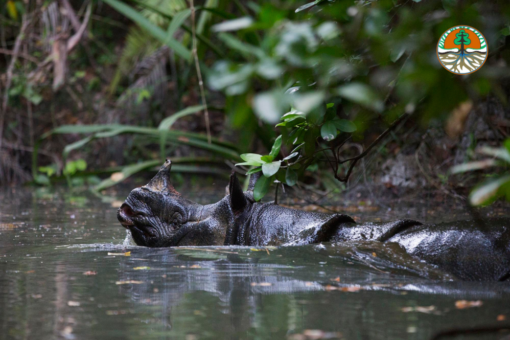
<box><xmin>94</xmin><ymin>160</ymin><xmax>162</xmax><ymax>191</ymax></box>
<box><xmin>332</xmin><ymin>119</ymin><xmax>357</xmax><ymax>132</ymax></box>
<box><xmin>218</xmin><ymin>33</ymin><xmax>265</xmax><ymax>59</ymax></box>
<box><xmin>450</xmin><ymin>160</ymin><xmax>497</xmax><ymax>174</ymax></box>
<box><xmin>261</xmin><ymin>155</ymin><xmax>274</xmax><ymax>163</ymax></box>
<box><xmin>246</xmin><ymin>167</ymin><xmax>262</xmax><ymax>175</ymax></box>
<box><xmin>469</xmin><ymin>175</ymin><xmax>510</xmax><ymax>206</ymax></box>
<box><xmin>269</xmin><ymin>135</ymin><xmax>282</xmax><ymax>158</ymax></box>
<box><xmin>253</xmin><ymin>91</ymin><xmax>286</xmax><ymax>124</ymax></box>
<box><xmin>262</xmin><ymin>161</ymin><xmax>281</xmax><ymax>177</ymax></box>
<box><xmin>337</xmin><ymin>83</ymin><xmax>384</xmax><ymax>112</ymax></box>
<box><xmin>158</xmin><ymin>105</ymin><xmax>206</xmax><ymax>158</ymax></box>
<box><xmin>166</xmin><ymin>9</ymin><xmax>191</xmax><ymax>38</ymax></box>
<box><xmin>283</xmin><ymin>152</ymin><xmax>299</xmax><ymax>161</ymax></box>
<box><xmin>102</xmin><ymin>0</ymin><xmax>191</xmax><ymax>60</ymax></box>
<box><xmin>212</xmin><ymin>16</ymin><xmax>253</xmax><ymax>32</ymax></box>
<box><xmin>321</xmin><ymin>121</ymin><xmax>337</xmax><ymax>141</ymax></box>
<box><xmin>253</xmin><ymin>175</ymin><xmax>271</xmax><ymax>201</ymax></box>
<box><xmin>239</xmin><ymin>153</ymin><xmax>264</xmax><ymax>165</ymax></box>
<box><xmin>286</xmin><ymin>168</ymin><xmax>298</xmax><ymax>186</ymax></box>
<box><xmin>295</xmin><ymin>1</ymin><xmax>317</xmax><ymax>13</ymax></box>
<box><xmin>291</xmin><ymin>91</ymin><xmax>325</xmax><ymax>113</ymax></box>
<box><xmin>476</xmin><ymin>146</ymin><xmax>510</xmax><ymax>163</ymax></box>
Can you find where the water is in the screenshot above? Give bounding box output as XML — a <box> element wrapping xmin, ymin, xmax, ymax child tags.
<box><xmin>1</xmin><ymin>187</ymin><xmax>509</xmax><ymax>340</ymax></box>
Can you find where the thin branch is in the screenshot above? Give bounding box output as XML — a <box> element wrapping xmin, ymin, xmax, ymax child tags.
<box><xmin>335</xmin><ymin>113</ymin><xmax>409</xmax><ymax>183</ymax></box>
<box><xmin>190</xmin><ymin>0</ymin><xmax>212</xmax><ymax>144</ymax></box>
<box><xmin>0</xmin><ymin>48</ymin><xmax>39</xmax><ymax>64</ymax></box>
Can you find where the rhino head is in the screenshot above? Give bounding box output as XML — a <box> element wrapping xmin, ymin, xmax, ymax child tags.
<box><xmin>117</xmin><ymin>159</ymin><xmax>252</xmax><ymax>247</ymax></box>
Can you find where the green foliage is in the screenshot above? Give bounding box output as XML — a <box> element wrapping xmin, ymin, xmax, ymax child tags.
<box><xmin>450</xmin><ymin>139</ymin><xmax>510</xmax><ymax>206</ymax></box>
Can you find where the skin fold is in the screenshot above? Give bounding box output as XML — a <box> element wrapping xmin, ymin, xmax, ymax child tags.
<box><xmin>118</xmin><ymin>160</ymin><xmax>510</xmax><ymax>281</ymax></box>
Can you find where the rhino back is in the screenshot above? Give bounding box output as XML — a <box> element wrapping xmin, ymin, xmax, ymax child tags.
<box><xmin>238</xmin><ymin>203</ymin><xmax>352</xmax><ymax>246</ymax></box>
<box><xmin>386</xmin><ymin>218</ymin><xmax>510</xmax><ymax>281</ymax></box>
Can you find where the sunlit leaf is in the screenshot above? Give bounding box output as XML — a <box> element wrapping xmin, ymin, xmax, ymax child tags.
<box><xmin>450</xmin><ymin>159</ymin><xmax>497</xmax><ymax>174</ymax></box>
<box><xmin>476</xmin><ymin>146</ymin><xmax>510</xmax><ymax>163</ymax></box>
<box><xmin>283</xmin><ymin>152</ymin><xmax>299</xmax><ymax>161</ymax></box>
<box><xmin>212</xmin><ymin>16</ymin><xmax>253</xmax><ymax>32</ymax></box>
<box><xmin>469</xmin><ymin>175</ymin><xmax>510</xmax><ymax>206</ymax></box>
<box><xmin>253</xmin><ymin>91</ymin><xmax>285</xmax><ymax>124</ymax></box>
<box><xmin>291</xmin><ymin>91</ymin><xmax>324</xmax><ymax>114</ymax></box>
<box><xmin>238</xmin><ymin>153</ymin><xmax>264</xmax><ymax>166</ymax></box>
<box><xmin>262</xmin><ymin>161</ymin><xmax>281</xmax><ymax>177</ymax></box>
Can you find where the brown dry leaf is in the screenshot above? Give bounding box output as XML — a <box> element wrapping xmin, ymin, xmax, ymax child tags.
<box><xmin>340</xmin><ymin>286</ymin><xmax>361</xmax><ymax>292</ymax></box>
<box><xmin>445</xmin><ymin>100</ymin><xmax>473</xmax><ymax>139</ymax></box>
<box><xmin>115</xmin><ymin>280</ymin><xmax>144</xmax><ymax>285</ymax></box>
<box><xmin>83</xmin><ymin>271</ymin><xmax>97</xmax><ymax>276</ymax></box>
<box><xmin>110</xmin><ymin>172</ymin><xmax>124</xmax><ymax>182</ymax></box>
<box><xmin>372</xmin><ymin>252</ymin><xmax>377</xmax><ymax>257</ymax></box>
<box><xmin>25</xmin><ymin>270</ymin><xmax>35</xmax><ymax>274</ymax></box>
<box><xmin>455</xmin><ymin>300</ymin><xmax>483</xmax><ymax>309</ymax></box>
<box><xmin>0</xmin><ymin>223</ymin><xmax>20</xmax><ymax>230</ymax></box>
<box><xmin>498</xmin><ymin>315</ymin><xmax>506</xmax><ymax>321</ymax></box>
<box><xmin>178</xmin><ymin>136</ymin><xmax>190</xmax><ymax>142</ymax></box>
<box><xmin>190</xmin><ymin>265</ymin><xmax>201</xmax><ymax>268</ymax></box>
<box><xmin>330</xmin><ymin>277</ymin><xmax>341</xmax><ymax>282</ymax></box>
<box><xmin>251</xmin><ymin>282</ymin><xmax>272</xmax><ymax>287</ymax></box>
<box><xmin>108</xmin><ymin>252</ymin><xmax>131</xmax><ymax>256</ymax></box>
<box><xmin>133</xmin><ymin>267</ymin><xmax>150</xmax><ymax>270</ymax></box>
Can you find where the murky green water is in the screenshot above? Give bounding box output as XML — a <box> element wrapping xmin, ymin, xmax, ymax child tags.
<box><xmin>1</xmin><ymin>187</ymin><xmax>509</xmax><ymax>340</ymax></box>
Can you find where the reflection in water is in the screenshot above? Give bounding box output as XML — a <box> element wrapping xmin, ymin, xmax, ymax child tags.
<box><xmin>0</xmin><ymin>188</ymin><xmax>509</xmax><ymax>340</ymax></box>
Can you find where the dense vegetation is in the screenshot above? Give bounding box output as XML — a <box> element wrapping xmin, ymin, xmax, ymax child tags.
<box><xmin>1</xmin><ymin>0</ymin><xmax>509</xmax><ymax>205</ymax></box>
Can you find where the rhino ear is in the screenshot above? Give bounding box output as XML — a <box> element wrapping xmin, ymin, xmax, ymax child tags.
<box><xmin>229</xmin><ymin>171</ymin><xmax>247</xmax><ymax>214</ymax></box>
<box><xmin>144</xmin><ymin>159</ymin><xmax>179</xmax><ymax>194</ymax></box>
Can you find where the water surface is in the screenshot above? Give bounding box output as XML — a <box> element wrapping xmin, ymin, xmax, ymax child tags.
<box><xmin>1</xmin><ymin>187</ymin><xmax>509</xmax><ymax>340</ymax></box>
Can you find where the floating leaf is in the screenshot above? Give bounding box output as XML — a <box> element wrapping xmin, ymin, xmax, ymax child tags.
<box><xmin>455</xmin><ymin>300</ymin><xmax>483</xmax><ymax>309</ymax></box>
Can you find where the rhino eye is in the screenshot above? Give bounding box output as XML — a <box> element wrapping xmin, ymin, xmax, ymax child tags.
<box><xmin>172</xmin><ymin>212</ymin><xmax>183</xmax><ymax>224</ymax></box>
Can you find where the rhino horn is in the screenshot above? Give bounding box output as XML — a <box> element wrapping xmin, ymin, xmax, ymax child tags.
<box><xmin>229</xmin><ymin>171</ymin><xmax>247</xmax><ymax>214</ymax></box>
<box><xmin>143</xmin><ymin>159</ymin><xmax>178</xmax><ymax>194</ymax></box>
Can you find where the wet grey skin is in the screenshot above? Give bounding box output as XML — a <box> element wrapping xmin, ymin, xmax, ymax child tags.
<box><xmin>118</xmin><ymin>160</ymin><xmax>510</xmax><ymax>281</ymax></box>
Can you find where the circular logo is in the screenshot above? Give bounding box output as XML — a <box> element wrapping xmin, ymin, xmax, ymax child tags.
<box><xmin>437</xmin><ymin>26</ymin><xmax>488</xmax><ymax>74</ymax></box>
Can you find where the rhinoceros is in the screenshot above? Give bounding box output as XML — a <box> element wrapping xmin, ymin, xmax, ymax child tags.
<box><xmin>117</xmin><ymin>160</ymin><xmax>510</xmax><ymax>281</ymax></box>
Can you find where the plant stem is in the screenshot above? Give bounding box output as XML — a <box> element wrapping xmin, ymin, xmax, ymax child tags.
<box><xmin>190</xmin><ymin>0</ymin><xmax>212</xmax><ymax>144</ymax></box>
